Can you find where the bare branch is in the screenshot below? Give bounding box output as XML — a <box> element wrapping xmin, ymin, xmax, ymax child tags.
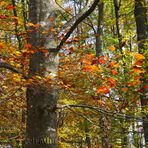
<box><xmin>66</xmin><ymin>106</ymin><xmax>98</xmax><ymax>126</ymax></box>
<box><xmin>0</xmin><ymin>62</ymin><xmax>28</xmax><ymax>79</ymax></box>
<box><xmin>56</xmin><ymin>0</ymin><xmax>100</xmax><ymax>51</ymax></box>
<box><xmin>57</xmin><ymin>104</ymin><xmax>148</xmax><ymax>123</ymax></box>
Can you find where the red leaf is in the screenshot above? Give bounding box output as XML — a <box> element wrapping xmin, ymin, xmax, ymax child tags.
<box><xmin>6</xmin><ymin>4</ymin><xmax>15</xmax><ymax>10</ymax></box>
<box><xmin>98</xmin><ymin>59</ymin><xmax>106</xmax><ymax>64</ymax></box>
<box><xmin>82</xmin><ymin>66</ymin><xmax>92</xmax><ymax>71</ymax></box>
<box><xmin>0</xmin><ymin>15</ymin><xmax>8</xmax><ymax>19</ymax></box>
<box><xmin>98</xmin><ymin>56</ymin><xmax>106</xmax><ymax>64</ymax></box>
<box><xmin>92</xmin><ymin>58</ymin><xmax>98</xmax><ymax>65</ymax></box>
<box><xmin>133</xmin><ymin>61</ymin><xmax>143</xmax><ymax>68</ymax></box>
<box><xmin>143</xmin><ymin>85</ymin><xmax>148</xmax><ymax>89</ymax></box>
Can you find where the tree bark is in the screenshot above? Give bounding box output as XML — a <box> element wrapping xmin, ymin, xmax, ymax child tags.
<box><xmin>25</xmin><ymin>0</ymin><xmax>100</xmax><ymax>147</ymax></box>
<box><xmin>85</xmin><ymin>121</ymin><xmax>91</xmax><ymax>148</ymax></box>
<box><xmin>25</xmin><ymin>0</ymin><xmax>59</xmax><ymax>147</ymax></box>
<box><xmin>96</xmin><ymin>2</ymin><xmax>104</xmax><ymax>56</ymax></box>
<box><xmin>113</xmin><ymin>0</ymin><xmax>122</xmax><ymax>51</ymax></box>
<box><xmin>134</xmin><ymin>0</ymin><xmax>148</xmax><ymax>145</ymax></box>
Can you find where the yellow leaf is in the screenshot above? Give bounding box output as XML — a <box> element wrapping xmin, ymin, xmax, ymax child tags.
<box><xmin>27</xmin><ymin>22</ymin><xmax>36</xmax><ymax>27</ymax></box>
<box><xmin>14</xmin><ymin>51</ymin><xmax>21</xmax><ymax>56</ymax></box>
<box><xmin>91</xmin><ymin>65</ymin><xmax>98</xmax><ymax>72</ymax></box>
<box><xmin>36</xmin><ymin>76</ymin><xmax>42</xmax><ymax>79</ymax></box>
<box><xmin>15</xmin><ymin>64</ymin><xmax>21</xmax><ymax>68</ymax></box>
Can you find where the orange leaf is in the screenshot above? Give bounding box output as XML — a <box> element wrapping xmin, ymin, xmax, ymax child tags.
<box><xmin>98</xmin><ymin>56</ymin><xmax>106</xmax><ymax>64</ymax></box>
<box><xmin>79</xmin><ymin>58</ymin><xmax>91</xmax><ymax>65</ymax></box>
<box><xmin>121</xmin><ymin>87</ymin><xmax>128</xmax><ymax>92</ymax></box>
<box><xmin>0</xmin><ymin>43</ymin><xmax>4</xmax><ymax>49</ymax></box>
<box><xmin>134</xmin><ymin>53</ymin><xmax>145</xmax><ymax>61</ymax></box>
<box><xmin>40</xmin><ymin>49</ymin><xmax>49</xmax><ymax>53</ymax></box>
<box><xmin>27</xmin><ymin>22</ymin><xmax>38</xmax><ymax>28</ymax></box>
<box><xmin>49</xmin><ymin>17</ymin><xmax>54</xmax><ymax>22</ymax></box>
<box><xmin>134</xmin><ymin>61</ymin><xmax>143</xmax><ymax>67</ymax></box>
<box><xmin>24</xmin><ymin>43</ymin><xmax>32</xmax><ymax>49</ymax></box>
<box><xmin>108</xmin><ymin>77</ymin><xmax>116</xmax><ymax>87</ymax></box>
<box><xmin>109</xmin><ymin>46</ymin><xmax>116</xmax><ymax>51</ymax></box>
<box><xmin>108</xmin><ymin>61</ymin><xmax>119</xmax><ymax>68</ymax></box>
<box><xmin>91</xmin><ymin>65</ymin><xmax>99</xmax><ymax>72</ymax></box>
<box><xmin>134</xmin><ymin>75</ymin><xmax>141</xmax><ymax>79</ymax></box>
<box><xmin>49</xmin><ymin>27</ymin><xmax>56</xmax><ymax>32</ymax></box>
<box><xmin>73</xmin><ymin>37</ymin><xmax>79</xmax><ymax>42</ymax></box>
<box><xmin>82</xmin><ymin>66</ymin><xmax>92</xmax><ymax>71</ymax></box>
<box><xmin>98</xmin><ymin>59</ymin><xmax>106</xmax><ymax>64</ymax></box>
<box><xmin>128</xmin><ymin>80</ymin><xmax>141</xmax><ymax>86</ymax></box>
<box><xmin>111</xmin><ymin>69</ymin><xmax>118</xmax><ymax>75</ymax></box>
<box><xmin>96</xmin><ymin>86</ymin><xmax>110</xmax><ymax>94</ymax></box>
<box><xmin>133</xmin><ymin>68</ymin><xmax>144</xmax><ymax>73</ymax></box>
<box><xmin>86</xmin><ymin>54</ymin><xmax>94</xmax><ymax>60</ymax></box>
<box><xmin>29</xmin><ymin>49</ymin><xmax>36</xmax><ymax>54</ymax></box>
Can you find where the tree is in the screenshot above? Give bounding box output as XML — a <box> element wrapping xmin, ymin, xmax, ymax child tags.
<box><xmin>25</xmin><ymin>0</ymin><xmax>100</xmax><ymax>147</ymax></box>
<box><xmin>134</xmin><ymin>0</ymin><xmax>148</xmax><ymax>145</ymax></box>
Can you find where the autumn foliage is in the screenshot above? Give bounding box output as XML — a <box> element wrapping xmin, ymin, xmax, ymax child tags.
<box><xmin>0</xmin><ymin>0</ymin><xmax>148</xmax><ymax>147</ymax></box>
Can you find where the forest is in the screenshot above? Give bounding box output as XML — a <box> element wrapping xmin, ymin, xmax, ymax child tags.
<box><xmin>0</xmin><ymin>0</ymin><xmax>148</xmax><ymax>147</ymax></box>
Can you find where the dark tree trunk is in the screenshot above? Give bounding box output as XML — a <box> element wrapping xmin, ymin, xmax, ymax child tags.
<box><xmin>85</xmin><ymin>122</ymin><xmax>91</xmax><ymax>148</ymax></box>
<box><xmin>96</xmin><ymin>2</ymin><xmax>104</xmax><ymax>56</ymax></box>
<box><xmin>25</xmin><ymin>0</ymin><xmax>59</xmax><ymax>147</ymax></box>
<box><xmin>113</xmin><ymin>0</ymin><xmax>122</xmax><ymax>51</ymax></box>
<box><xmin>135</xmin><ymin>0</ymin><xmax>148</xmax><ymax>51</ymax></box>
<box><xmin>24</xmin><ymin>0</ymin><xmax>104</xmax><ymax>147</ymax></box>
<box><xmin>134</xmin><ymin>0</ymin><xmax>148</xmax><ymax>145</ymax></box>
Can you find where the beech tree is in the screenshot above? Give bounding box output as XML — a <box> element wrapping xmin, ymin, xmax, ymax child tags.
<box><xmin>25</xmin><ymin>0</ymin><xmax>100</xmax><ymax>147</ymax></box>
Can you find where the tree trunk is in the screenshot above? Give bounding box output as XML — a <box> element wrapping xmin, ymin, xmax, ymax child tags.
<box><xmin>113</xmin><ymin>0</ymin><xmax>122</xmax><ymax>51</ymax></box>
<box><xmin>25</xmin><ymin>0</ymin><xmax>59</xmax><ymax>147</ymax></box>
<box><xmin>85</xmin><ymin>121</ymin><xmax>91</xmax><ymax>148</ymax></box>
<box><xmin>134</xmin><ymin>0</ymin><xmax>148</xmax><ymax>145</ymax></box>
<box><xmin>96</xmin><ymin>2</ymin><xmax>104</xmax><ymax>56</ymax></box>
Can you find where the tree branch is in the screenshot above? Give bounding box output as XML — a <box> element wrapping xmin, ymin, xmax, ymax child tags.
<box><xmin>0</xmin><ymin>62</ymin><xmax>28</xmax><ymax>79</ymax></box>
<box><xmin>56</xmin><ymin>0</ymin><xmax>100</xmax><ymax>51</ymax></box>
<box><xmin>66</xmin><ymin>106</ymin><xmax>98</xmax><ymax>127</ymax></box>
<box><xmin>57</xmin><ymin>104</ymin><xmax>148</xmax><ymax>123</ymax></box>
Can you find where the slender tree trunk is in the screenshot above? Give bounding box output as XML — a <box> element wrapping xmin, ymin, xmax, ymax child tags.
<box><xmin>95</xmin><ymin>2</ymin><xmax>110</xmax><ymax>147</ymax></box>
<box><xmin>25</xmin><ymin>0</ymin><xmax>59</xmax><ymax>147</ymax></box>
<box><xmin>134</xmin><ymin>0</ymin><xmax>148</xmax><ymax>145</ymax></box>
<box><xmin>113</xmin><ymin>0</ymin><xmax>122</xmax><ymax>51</ymax></box>
<box><xmin>96</xmin><ymin>2</ymin><xmax>104</xmax><ymax>56</ymax></box>
<box><xmin>85</xmin><ymin>121</ymin><xmax>91</xmax><ymax>148</ymax></box>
